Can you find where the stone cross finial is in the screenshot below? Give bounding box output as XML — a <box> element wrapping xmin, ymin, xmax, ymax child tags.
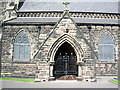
<box><xmin>63</xmin><ymin>2</ymin><xmax>70</xmax><ymax>9</ymax></box>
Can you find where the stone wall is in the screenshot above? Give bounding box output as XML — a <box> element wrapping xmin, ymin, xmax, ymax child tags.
<box><xmin>1</xmin><ymin>23</ymin><xmax>119</xmax><ymax>79</ymax></box>
<box><xmin>118</xmin><ymin>27</ymin><xmax>120</xmax><ymax>85</ymax></box>
<box><xmin>35</xmin><ymin>16</ymin><xmax>118</xmax><ymax>81</ymax></box>
<box><xmin>1</xmin><ymin>25</ymin><xmax>40</xmax><ymax>77</ymax></box>
<box><xmin>80</xmin><ymin>25</ymin><xmax>118</xmax><ymax>76</ymax></box>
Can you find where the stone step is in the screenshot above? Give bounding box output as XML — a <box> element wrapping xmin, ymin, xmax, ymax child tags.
<box><xmin>56</xmin><ymin>75</ymin><xmax>77</xmax><ymax>80</ymax></box>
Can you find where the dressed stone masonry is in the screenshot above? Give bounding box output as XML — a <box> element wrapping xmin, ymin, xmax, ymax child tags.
<box><xmin>1</xmin><ymin>0</ymin><xmax>119</xmax><ymax>82</ymax></box>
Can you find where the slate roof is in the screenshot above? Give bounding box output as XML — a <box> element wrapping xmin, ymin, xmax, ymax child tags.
<box><xmin>19</xmin><ymin>0</ymin><xmax>119</xmax><ymax>13</ymax></box>
<box><xmin>4</xmin><ymin>0</ymin><xmax>120</xmax><ymax>25</ymax></box>
<box><xmin>4</xmin><ymin>17</ymin><xmax>119</xmax><ymax>25</ymax></box>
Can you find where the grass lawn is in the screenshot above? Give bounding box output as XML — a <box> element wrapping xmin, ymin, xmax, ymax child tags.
<box><xmin>0</xmin><ymin>77</ymin><xmax>35</xmax><ymax>82</ymax></box>
<box><xmin>111</xmin><ymin>79</ymin><xmax>120</xmax><ymax>84</ymax></box>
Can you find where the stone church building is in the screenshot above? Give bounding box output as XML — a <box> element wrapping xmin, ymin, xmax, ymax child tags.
<box><xmin>1</xmin><ymin>0</ymin><xmax>120</xmax><ymax>82</ymax></box>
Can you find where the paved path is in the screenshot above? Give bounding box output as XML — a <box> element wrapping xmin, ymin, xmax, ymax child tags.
<box><xmin>1</xmin><ymin>76</ymin><xmax>118</xmax><ymax>88</ymax></box>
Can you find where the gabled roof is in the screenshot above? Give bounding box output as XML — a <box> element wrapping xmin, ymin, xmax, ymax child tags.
<box><xmin>19</xmin><ymin>0</ymin><xmax>119</xmax><ymax>13</ymax></box>
<box><xmin>4</xmin><ymin>17</ymin><xmax>119</xmax><ymax>25</ymax></box>
<box><xmin>4</xmin><ymin>1</ymin><xmax>120</xmax><ymax>25</ymax></box>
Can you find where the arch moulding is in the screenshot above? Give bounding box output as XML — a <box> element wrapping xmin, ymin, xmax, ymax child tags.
<box><xmin>48</xmin><ymin>34</ymin><xmax>84</xmax><ymax>64</ymax></box>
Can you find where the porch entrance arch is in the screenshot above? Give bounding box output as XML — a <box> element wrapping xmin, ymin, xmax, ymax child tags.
<box><xmin>48</xmin><ymin>35</ymin><xmax>84</xmax><ymax>80</ymax></box>
<box><xmin>53</xmin><ymin>42</ymin><xmax>78</xmax><ymax>80</ymax></box>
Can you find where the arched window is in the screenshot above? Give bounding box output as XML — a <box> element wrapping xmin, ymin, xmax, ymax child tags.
<box><xmin>14</xmin><ymin>31</ymin><xmax>30</xmax><ymax>61</ymax></box>
<box><xmin>98</xmin><ymin>32</ymin><xmax>114</xmax><ymax>61</ymax></box>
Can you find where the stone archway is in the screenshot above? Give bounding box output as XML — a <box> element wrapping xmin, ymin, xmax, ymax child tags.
<box><xmin>48</xmin><ymin>34</ymin><xmax>84</xmax><ymax>80</ymax></box>
<box><xmin>53</xmin><ymin>42</ymin><xmax>78</xmax><ymax>80</ymax></box>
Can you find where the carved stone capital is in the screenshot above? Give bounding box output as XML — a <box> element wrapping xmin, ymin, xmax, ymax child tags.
<box><xmin>77</xmin><ymin>61</ymin><xmax>84</xmax><ymax>66</ymax></box>
<box><xmin>49</xmin><ymin>61</ymin><xmax>55</xmax><ymax>65</ymax></box>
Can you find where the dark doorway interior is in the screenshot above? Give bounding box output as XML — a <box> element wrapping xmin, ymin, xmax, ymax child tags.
<box><xmin>53</xmin><ymin>42</ymin><xmax>78</xmax><ymax>80</ymax></box>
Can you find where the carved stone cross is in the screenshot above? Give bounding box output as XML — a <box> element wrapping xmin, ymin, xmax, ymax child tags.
<box><xmin>63</xmin><ymin>2</ymin><xmax>70</xmax><ymax>9</ymax></box>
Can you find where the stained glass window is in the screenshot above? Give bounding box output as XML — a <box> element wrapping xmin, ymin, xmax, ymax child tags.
<box><xmin>14</xmin><ymin>31</ymin><xmax>30</xmax><ymax>61</ymax></box>
<box><xmin>98</xmin><ymin>32</ymin><xmax>114</xmax><ymax>61</ymax></box>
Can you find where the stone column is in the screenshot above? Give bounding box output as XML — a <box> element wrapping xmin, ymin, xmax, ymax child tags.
<box><xmin>50</xmin><ymin>65</ymin><xmax>53</xmax><ymax>77</ymax></box>
<box><xmin>76</xmin><ymin>62</ymin><xmax>83</xmax><ymax>81</ymax></box>
<box><xmin>49</xmin><ymin>62</ymin><xmax>55</xmax><ymax>81</ymax></box>
<box><xmin>78</xmin><ymin>65</ymin><xmax>82</xmax><ymax>77</ymax></box>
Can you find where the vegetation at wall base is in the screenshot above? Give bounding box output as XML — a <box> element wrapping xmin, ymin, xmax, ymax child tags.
<box><xmin>0</xmin><ymin>77</ymin><xmax>35</xmax><ymax>82</ymax></box>
<box><xmin>111</xmin><ymin>79</ymin><xmax>120</xmax><ymax>84</ymax></box>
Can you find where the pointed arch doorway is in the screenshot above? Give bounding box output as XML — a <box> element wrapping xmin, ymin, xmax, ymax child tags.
<box><xmin>53</xmin><ymin>42</ymin><xmax>78</xmax><ymax>80</ymax></box>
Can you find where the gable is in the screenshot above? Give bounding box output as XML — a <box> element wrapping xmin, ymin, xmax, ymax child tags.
<box><xmin>34</xmin><ymin>10</ymin><xmax>97</xmax><ymax>60</ymax></box>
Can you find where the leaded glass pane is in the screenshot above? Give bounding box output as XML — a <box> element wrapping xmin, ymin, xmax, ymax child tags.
<box><xmin>19</xmin><ymin>45</ymin><xmax>25</xmax><ymax>60</ymax></box>
<box><xmin>15</xmin><ymin>32</ymin><xmax>29</xmax><ymax>43</ymax></box>
<box><xmin>99</xmin><ymin>32</ymin><xmax>114</xmax><ymax>61</ymax></box>
<box><xmin>14</xmin><ymin>31</ymin><xmax>30</xmax><ymax>61</ymax></box>
<box><xmin>24</xmin><ymin>45</ymin><xmax>30</xmax><ymax>60</ymax></box>
<box><xmin>99</xmin><ymin>32</ymin><xmax>114</xmax><ymax>44</ymax></box>
<box><xmin>14</xmin><ymin>45</ymin><xmax>19</xmax><ymax>59</ymax></box>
